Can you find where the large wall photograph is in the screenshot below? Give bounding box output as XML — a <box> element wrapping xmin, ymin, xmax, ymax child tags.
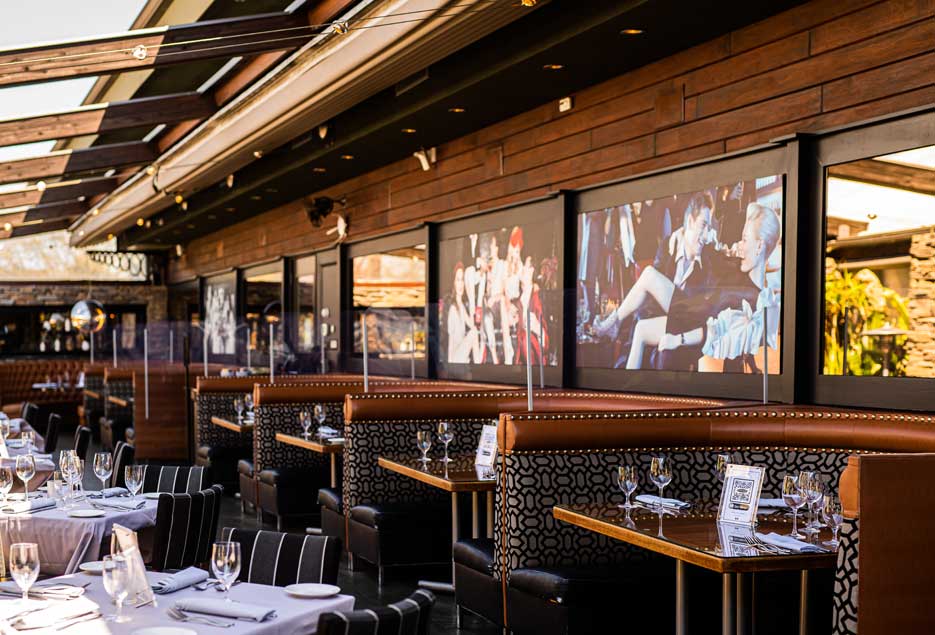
<box><xmin>204</xmin><ymin>272</ymin><xmax>237</xmax><ymax>355</ymax></box>
<box><xmin>576</xmin><ymin>175</ymin><xmax>783</xmax><ymax>374</ymax></box>
<box><xmin>438</xmin><ymin>217</ymin><xmax>562</xmax><ymax>368</ymax></box>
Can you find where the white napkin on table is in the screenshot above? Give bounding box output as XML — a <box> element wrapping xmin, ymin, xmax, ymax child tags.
<box><xmin>1</xmin><ymin>498</ymin><xmax>56</xmax><ymax>514</ymax></box>
<box><xmin>90</xmin><ymin>498</ymin><xmax>146</xmax><ymax>511</ymax></box>
<box><xmin>0</xmin><ymin>580</ymin><xmax>86</xmax><ymax>600</ymax></box>
<box><xmin>758</xmin><ymin>498</ymin><xmax>788</xmax><ymax>508</ymax></box>
<box><xmin>635</xmin><ymin>494</ymin><xmax>691</xmax><ymax>510</ymax></box>
<box><xmin>3</xmin><ymin>596</ymin><xmax>100</xmax><ymax>630</ymax></box>
<box><xmin>88</xmin><ymin>487</ymin><xmax>129</xmax><ymax>498</ymax></box>
<box><xmin>755</xmin><ymin>532</ymin><xmax>823</xmax><ymax>553</ymax></box>
<box><xmin>174</xmin><ymin>598</ymin><xmax>276</xmax><ymax>622</ymax></box>
<box><xmin>317</xmin><ymin>426</ymin><xmax>340</xmax><ymax>438</ymax></box>
<box><xmin>152</xmin><ymin>567</ymin><xmax>210</xmax><ymax>594</ymax></box>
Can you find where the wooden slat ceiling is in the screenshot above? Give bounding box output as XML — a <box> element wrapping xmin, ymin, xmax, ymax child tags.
<box><xmin>0</xmin><ymin>141</ymin><xmax>155</xmax><ymax>186</ymax></box>
<box><xmin>0</xmin><ymin>177</ymin><xmax>116</xmax><ymax>209</ymax></box>
<box><xmin>829</xmin><ymin>158</ymin><xmax>935</xmax><ymax>196</ymax></box>
<box><xmin>0</xmin><ymin>200</ymin><xmax>87</xmax><ymax>227</ymax></box>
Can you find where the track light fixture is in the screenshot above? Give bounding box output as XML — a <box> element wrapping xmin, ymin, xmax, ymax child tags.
<box><xmin>226</xmin><ymin>173</ymin><xmax>235</xmax><ymax>188</ymax></box>
<box><xmin>35</xmin><ymin>180</ymin><xmax>46</xmax><ymax>192</ymax></box>
<box><xmin>413</xmin><ymin>147</ymin><xmax>437</xmax><ymax>171</ymax></box>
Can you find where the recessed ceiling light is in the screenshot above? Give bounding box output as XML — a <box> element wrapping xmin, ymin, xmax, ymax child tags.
<box><xmin>136</xmin><ymin>218</ymin><xmax>144</xmax><ymax>226</ymax></box>
<box><xmin>620</xmin><ymin>28</ymin><xmax>644</xmax><ymax>35</ymax></box>
<box><xmin>448</xmin><ymin>107</ymin><xmax>466</xmax><ymax>114</ymax></box>
<box><xmin>312</xmin><ymin>167</ymin><xmax>327</xmax><ymax>173</ymax></box>
<box><xmin>78</xmin><ymin>230</ymin><xmax>85</xmax><ymax>236</ymax></box>
<box><xmin>253</xmin><ymin>150</ymin><xmax>264</xmax><ymax>159</ymax></box>
<box><xmin>250</xmin><ymin>195</ymin><xmax>262</xmax><ymax>201</ymax></box>
<box><xmin>340</xmin><ymin>154</ymin><xmax>354</xmax><ymax>160</ymax></box>
<box><xmin>401</xmin><ymin>128</ymin><xmax>417</xmax><ymax>134</ymax></box>
<box><xmin>225</xmin><ymin>207</ymin><xmax>236</xmax><ymax>212</ymax></box>
<box><xmin>542</xmin><ymin>64</ymin><xmax>564</xmax><ymax>71</ymax></box>
<box><xmin>35</xmin><ymin>180</ymin><xmax>47</xmax><ymax>192</ymax></box>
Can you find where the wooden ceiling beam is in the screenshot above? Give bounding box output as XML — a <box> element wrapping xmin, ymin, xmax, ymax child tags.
<box><xmin>0</xmin><ymin>92</ymin><xmax>215</xmax><ymax>147</ymax></box>
<box><xmin>0</xmin><ymin>141</ymin><xmax>155</xmax><ymax>186</ymax></box>
<box><xmin>0</xmin><ymin>217</ymin><xmax>73</xmax><ymax>240</ymax></box>
<box><xmin>0</xmin><ymin>12</ymin><xmax>311</xmax><ymax>88</ymax></box>
<box><xmin>0</xmin><ymin>176</ymin><xmax>117</xmax><ymax>209</ymax></box>
<box><xmin>829</xmin><ymin>159</ymin><xmax>935</xmax><ymax>196</ymax></box>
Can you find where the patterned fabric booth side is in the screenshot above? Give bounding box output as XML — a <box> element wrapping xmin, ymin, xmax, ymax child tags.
<box><xmin>496</xmin><ymin>407</ymin><xmax>935</xmax><ymax>635</ymax></box>
<box><xmin>101</xmin><ymin>373</ymin><xmax>134</xmax><ymax>451</ymax></box>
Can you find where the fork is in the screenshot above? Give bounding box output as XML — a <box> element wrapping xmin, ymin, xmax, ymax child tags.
<box><xmin>167</xmin><ymin>607</ymin><xmax>234</xmax><ymax>628</ymax></box>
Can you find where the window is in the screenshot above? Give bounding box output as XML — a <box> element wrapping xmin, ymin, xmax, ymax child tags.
<box><xmin>294</xmin><ymin>254</ymin><xmax>317</xmax><ymax>354</ymax></box>
<box><xmin>823</xmin><ymin>144</ymin><xmax>935</xmax><ymax>378</ymax></box>
<box><xmin>243</xmin><ymin>262</ymin><xmax>283</xmax><ymax>365</ymax></box>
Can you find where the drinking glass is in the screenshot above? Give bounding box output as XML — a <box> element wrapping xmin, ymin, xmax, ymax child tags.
<box><xmin>93</xmin><ymin>452</ymin><xmax>113</xmax><ymax>493</ymax></box>
<box><xmin>314</xmin><ymin>403</ymin><xmax>327</xmax><ymax>439</ymax></box>
<box><xmin>60</xmin><ymin>453</ymin><xmax>78</xmax><ymax>509</ymax></box>
<box><xmin>233</xmin><ymin>397</ymin><xmax>244</xmax><ymax>423</ymax></box>
<box><xmin>715</xmin><ymin>453</ymin><xmax>732</xmax><ymax>483</ymax></box>
<box><xmin>299</xmin><ymin>410</ymin><xmax>312</xmax><ymax>440</ymax></box>
<box><xmin>21</xmin><ymin>431</ymin><xmax>34</xmax><ymax>454</ymax></box>
<box><xmin>416</xmin><ymin>431</ymin><xmax>432</xmax><ymax>464</ymax></box>
<box><xmin>0</xmin><ymin>419</ymin><xmax>9</xmax><ymax>443</ymax></box>
<box><xmin>15</xmin><ymin>455</ymin><xmax>35</xmax><ymax>501</ymax></box>
<box><xmin>0</xmin><ymin>467</ymin><xmax>12</xmax><ymax>504</ymax></box>
<box><xmin>822</xmin><ymin>495</ymin><xmax>844</xmax><ymax>549</ymax></box>
<box><xmin>649</xmin><ymin>456</ymin><xmax>672</xmax><ymax>503</ymax></box>
<box><xmin>437</xmin><ymin>422</ymin><xmax>454</xmax><ymax>463</ymax></box>
<box><xmin>48</xmin><ymin>479</ymin><xmax>67</xmax><ymax>509</ymax></box>
<box><xmin>211</xmin><ymin>541</ymin><xmax>242</xmax><ymax>602</ymax></box>
<box><xmin>101</xmin><ymin>554</ymin><xmax>130</xmax><ymax>623</ymax></box>
<box><xmin>125</xmin><ymin>465</ymin><xmax>144</xmax><ymax>501</ymax></box>
<box><xmin>74</xmin><ymin>459</ymin><xmax>86</xmax><ymax>497</ymax></box>
<box><xmin>782</xmin><ymin>474</ymin><xmax>807</xmax><ymax>539</ymax></box>
<box><xmin>617</xmin><ymin>465</ymin><xmax>638</xmax><ymax>510</ymax></box>
<box><xmin>798</xmin><ymin>471</ymin><xmax>822</xmax><ymax>536</ymax></box>
<box><xmin>9</xmin><ymin>543</ymin><xmax>39</xmax><ymax>601</ymax></box>
<box><xmin>244</xmin><ymin>393</ymin><xmax>254</xmax><ymax>412</ymax></box>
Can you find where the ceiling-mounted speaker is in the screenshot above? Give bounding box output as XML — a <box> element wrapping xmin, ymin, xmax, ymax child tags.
<box><xmin>305</xmin><ymin>196</ymin><xmax>334</xmax><ymax>227</ymax></box>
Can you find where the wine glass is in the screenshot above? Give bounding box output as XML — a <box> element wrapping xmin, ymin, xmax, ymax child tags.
<box><xmin>822</xmin><ymin>495</ymin><xmax>844</xmax><ymax>549</ymax></box>
<box><xmin>798</xmin><ymin>471</ymin><xmax>822</xmax><ymax>536</ymax></box>
<box><xmin>0</xmin><ymin>467</ymin><xmax>12</xmax><ymax>505</ymax></box>
<box><xmin>0</xmin><ymin>420</ymin><xmax>9</xmax><ymax>444</ymax></box>
<box><xmin>416</xmin><ymin>431</ymin><xmax>432</xmax><ymax>464</ymax></box>
<box><xmin>243</xmin><ymin>393</ymin><xmax>254</xmax><ymax>413</ymax></box>
<box><xmin>649</xmin><ymin>456</ymin><xmax>673</xmax><ymax>504</ymax></box>
<box><xmin>21</xmin><ymin>431</ymin><xmax>34</xmax><ymax>454</ymax></box>
<box><xmin>9</xmin><ymin>543</ymin><xmax>39</xmax><ymax>601</ymax></box>
<box><xmin>233</xmin><ymin>397</ymin><xmax>244</xmax><ymax>423</ymax></box>
<box><xmin>617</xmin><ymin>465</ymin><xmax>638</xmax><ymax>510</ymax></box>
<box><xmin>125</xmin><ymin>465</ymin><xmax>143</xmax><ymax>502</ymax></box>
<box><xmin>101</xmin><ymin>554</ymin><xmax>130</xmax><ymax>623</ymax></box>
<box><xmin>782</xmin><ymin>474</ymin><xmax>807</xmax><ymax>539</ymax></box>
<box><xmin>211</xmin><ymin>541</ymin><xmax>242</xmax><ymax>602</ymax></box>
<box><xmin>15</xmin><ymin>455</ymin><xmax>35</xmax><ymax>502</ymax></box>
<box><xmin>60</xmin><ymin>454</ymin><xmax>78</xmax><ymax>509</ymax></box>
<box><xmin>299</xmin><ymin>410</ymin><xmax>312</xmax><ymax>440</ymax></box>
<box><xmin>313</xmin><ymin>404</ymin><xmax>327</xmax><ymax>439</ymax></box>
<box><xmin>437</xmin><ymin>422</ymin><xmax>454</xmax><ymax>463</ymax></box>
<box><xmin>93</xmin><ymin>452</ymin><xmax>113</xmax><ymax>494</ymax></box>
<box><xmin>715</xmin><ymin>453</ymin><xmax>732</xmax><ymax>483</ymax></box>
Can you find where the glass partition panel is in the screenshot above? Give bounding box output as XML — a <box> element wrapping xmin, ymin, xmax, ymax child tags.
<box><xmin>243</xmin><ymin>262</ymin><xmax>283</xmax><ymax>368</ymax></box>
<box><xmin>294</xmin><ymin>254</ymin><xmax>317</xmax><ymax>354</ymax></box>
<box><xmin>823</xmin><ymin>144</ymin><xmax>935</xmax><ymax>377</ymax></box>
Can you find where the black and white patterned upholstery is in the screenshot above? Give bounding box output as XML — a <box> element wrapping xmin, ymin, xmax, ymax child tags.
<box><xmin>150</xmin><ymin>485</ymin><xmax>224</xmax><ymax>572</ymax></box>
<box><xmin>252</xmin><ymin>400</ymin><xmax>336</xmax><ymax>475</ymax></box>
<box><xmin>316</xmin><ymin>589</ymin><xmax>435</xmax><ymax>635</ymax></box>
<box><xmin>141</xmin><ymin>465</ymin><xmax>207</xmax><ymax>494</ymax></box>
<box><xmin>195</xmin><ymin>392</ymin><xmax>253</xmax><ymax>451</ymax></box>
<box><xmin>219</xmin><ymin>527</ymin><xmax>341</xmax><ymax>586</ymax></box>
<box><xmin>832</xmin><ymin>518</ymin><xmax>859</xmax><ymax>635</ymax></box>
<box><xmin>73</xmin><ymin>426</ymin><xmax>91</xmax><ymax>461</ymax></box>
<box><xmin>111</xmin><ymin>441</ymin><xmax>134</xmax><ymax>489</ymax></box>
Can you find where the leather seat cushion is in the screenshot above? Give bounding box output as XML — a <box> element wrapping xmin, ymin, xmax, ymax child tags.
<box><xmin>258</xmin><ymin>467</ymin><xmax>313</xmax><ymax>486</ymax></box>
<box><xmin>237</xmin><ymin>460</ymin><xmax>254</xmax><ymax>477</ymax></box>
<box><xmin>510</xmin><ymin>565</ymin><xmax>638</xmax><ymax>604</ymax></box>
<box><xmin>318</xmin><ymin>487</ymin><xmax>342</xmax><ymax>513</ymax></box>
<box><xmin>349</xmin><ymin>502</ymin><xmax>447</xmax><ymax>529</ymax></box>
<box><xmin>453</xmin><ymin>538</ymin><xmax>494</xmax><ymax>574</ymax></box>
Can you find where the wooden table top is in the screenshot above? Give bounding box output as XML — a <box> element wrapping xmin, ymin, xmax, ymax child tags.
<box><xmin>378</xmin><ymin>455</ymin><xmax>495</xmax><ymax>493</ymax></box>
<box><xmin>553</xmin><ymin>502</ymin><xmax>838</xmax><ymax>574</ymax></box>
<box><xmin>107</xmin><ymin>395</ymin><xmax>131</xmax><ymax>407</ymax></box>
<box><xmin>275</xmin><ymin>432</ymin><xmax>343</xmax><ymax>454</ymax></box>
<box><xmin>211</xmin><ymin>415</ymin><xmax>253</xmax><ymax>433</ymax></box>
<box><xmin>84</xmin><ymin>389</ymin><xmax>102</xmax><ymax>399</ymax></box>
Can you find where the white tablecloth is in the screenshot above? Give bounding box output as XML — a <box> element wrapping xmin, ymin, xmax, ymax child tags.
<box><xmin>0</xmin><ymin>571</ymin><xmax>355</xmax><ymax>634</ymax></box>
<box><xmin>0</xmin><ymin>499</ymin><xmax>158</xmax><ymax>575</ymax></box>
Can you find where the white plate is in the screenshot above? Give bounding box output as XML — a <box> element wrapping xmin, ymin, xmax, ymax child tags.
<box><xmin>284</xmin><ymin>583</ymin><xmax>340</xmax><ymax>599</ymax></box>
<box><xmin>68</xmin><ymin>509</ymin><xmax>105</xmax><ymax>518</ymax></box>
<box><xmin>79</xmin><ymin>561</ymin><xmax>105</xmax><ymax>574</ymax></box>
<box><xmin>132</xmin><ymin>628</ymin><xmax>197</xmax><ymax>635</ymax></box>
<box><xmin>143</xmin><ymin>492</ymin><xmax>162</xmax><ymax>500</ymax></box>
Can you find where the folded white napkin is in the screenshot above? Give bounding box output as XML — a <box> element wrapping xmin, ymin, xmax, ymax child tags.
<box><xmin>91</xmin><ymin>498</ymin><xmax>146</xmax><ymax>511</ymax></box>
<box><xmin>635</xmin><ymin>494</ymin><xmax>691</xmax><ymax>509</ymax></box>
<box><xmin>152</xmin><ymin>567</ymin><xmax>210</xmax><ymax>594</ymax></box>
<box><xmin>317</xmin><ymin>426</ymin><xmax>340</xmax><ymax>437</ymax></box>
<box><xmin>1</xmin><ymin>499</ymin><xmax>56</xmax><ymax>514</ymax></box>
<box><xmin>0</xmin><ymin>581</ymin><xmax>86</xmax><ymax>600</ymax></box>
<box><xmin>755</xmin><ymin>532</ymin><xmax>823</xmax><ymax>553</ymax></box>
<box><xmin>174</xmin><ymin>598</ymin><xmax>276</xmax><ymax>622</ymax></box>
<box><xmin>758</xmin><ymin>498</ymin><xmax>788</xmax><ymax>508</ymax></box>
<box><xmin>89</xmin><ymin>487</ymin><xmax>129</xmax><ymax>498</ymax></box>
<box><xmin>32</xmin><ymin>453</ymin><xmax>53</xmax><ymax>461</ymax></box>
<box><xmin>326</xmin><ymin>437</ymin><xmax>345</xmax><ymax>444</ymax></box>
<box><xmin>6</xmin><ymin>596</ymin><xmax>99</xmax><ymax>630</ymax></box>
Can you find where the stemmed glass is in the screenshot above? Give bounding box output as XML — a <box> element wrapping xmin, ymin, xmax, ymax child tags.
<box><xmin>243</xmin><ymin>393</ymin><xmax>254</xmax><ymax>414</ymax></box>
<box><xmin>125</xmin><ymin>465</ymin><xmax>144</xmax><ymax>502</ymax></box>
<box><xmin>94</xmin><ymin>452</ymin><xmax>113</xmax><ymax>493</ymax></box>
<box><xmin>15</xmin><ymin>455</ymin><xmax>35</xmax><ymax>502</ymax></box>
<box><xmin>0</xmin><ymin>419</ymin><xmax>9</xmax><ymax>444</ymax></box>
<box><xmin>299</xmin><ymin>410</ymin><xmax>312</xmax><ymax>440</ymax></box>
<box><xmin>211</xmin><ymin>541</ymin><xmax>242</xmax><ymax>602</ymax></box>
<box><xmin>60</xmin><ymin>453</ymin><xmax>78</xmax><ymax>509</ymax></box>
<box><xmin>822</xmin><ymin>495</ymin><xmax>844</xmax><ymax>549</ymax></box>
<box><xmin>617</xmin><ymin>465</ymin><xmax>638</xmax><ymax>510</ymax></box>
<box><xmin>416</xmin><ymin>431</ymin><xmax>432</xmax><ymax>464</ymax></box>
<box><xmin>233</xmin><ymin>397</ymin><xmax>244</xmax><ymax>424</ymax></box>
<box><xmin>0</xmin><ymin>467</ymin><xmax>12</xmax><ymax>505</ymax></box>
<box><xmin>9</xmin><ymin>543</ymin><xmax>39</xmax><ymax>601</ymax></box>
<box><xmin>313</xmin><ymin>404</ymin><xmax>327</xmax><ymax>439</ymax></box>
<box><xmin>101</xmin><ymin>554</ymin><xmax>130</xmax><ymax>623</ymax></box>
<box><xmin>715</xmin><ymin>453</ymin><xmax>732</xmax><ymax>483</ymax></box>
<box><xmin>799</xmin><ymin>472</ymin><xmax>823</xmax><ymax>536</ymax></box>
<box><xmin>782</xmin><ymin>474</ymin><xmax>807</xmax><ymax>539</ymax></box>
<box><xmin>437</xmin><ymin>422</ymin><xmax>454</xmax><ymax>463</ymax></box>
<box><xmin>649</xmin><ymin>456</ymin><xmax>673</xmax><ymax>504</ymax></box>
<box><xmin>21</xmin><ymin>431</ymin><xmax>34</xmax><ymax>454</ymax></box>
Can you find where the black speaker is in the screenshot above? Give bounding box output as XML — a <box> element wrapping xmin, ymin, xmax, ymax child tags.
<box><xmin>305</xmin><ymin>197</ymin><xmax>334</xmax><ymax>227</ymax></box>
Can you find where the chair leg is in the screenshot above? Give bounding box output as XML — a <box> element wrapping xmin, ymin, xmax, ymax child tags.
<box><xmin>378</xmin><ymin>565</ymin><xmax>384</xmax><ymax>589</ymax></box>
<box><xmin>456</xmin><ymin>604</ymin><xmax>462</xmax><ymax>629</ymax></box>
<box><xmin>276</xmin><ymin>516</ymin><xmax>283</xmax><ymax>532</ymax></box>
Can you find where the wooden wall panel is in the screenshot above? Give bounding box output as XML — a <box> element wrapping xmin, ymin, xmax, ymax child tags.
<box><xmin>169</xmin><ymin>0</ymin><xmax>935</xmax><ymax>283</ymax></box>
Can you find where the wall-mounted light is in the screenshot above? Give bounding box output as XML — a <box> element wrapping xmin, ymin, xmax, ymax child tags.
<box><xmin>542</xmin><ymin>63</ymin><xmax>564</xmax><ymax>71</ymax></box>
<box><xmin>340</xmin><ymin>154</ymin><xmax>354</xmax><ymax>161</ymax></box>
<box><xmin>226</xmin><ymin>174</ymin><xmax>235</xmax><ymax>188</ymax></box>
<box><xmin>253</xmin><ymin>150</ymin><xmax>264</xmax><ymax>159</ymax></box>
<box><xmin>175</xmin><ymin>244</ymin><xmax>184</xmax><ymax>258</ymax></box>
<box><xmin>448</xmin><ymin>107</ymin><xmax>466</xmax><ymax>114</ymax></box>
<box><xmin>620</xmin><ymin>28</ymin><xmax>644</xmax><ymax>35</ymax></box>
<box><xmin>174</xmin><ymin>193</ymin><xmax>184</xmax><ymax>205</ymax></box>
<box><xmin>413</xmin><ymin>147</ymin><xmax>437</xmax><ymax>172</ymax></box>
<box><xmin>145</xmin><ymin>165</ymin><xmax>157</xmax><ymax>176</ymax></box>
<box><xmin>3</xmin><ymin>223</ymin><xmax>11</xmax><ymax>232</ymax></box>
<box><xmin>136</xmin><ymin>218</ymin><xmax>144</xmax><ymax>226</ymax></box>
<box><xmin>181</xmin><ymin>201</ymin><xmax>188</xmax><ymax>211</ymax></box>
<box><xmin>35</xmin><ymin>180</ymin><xmax>47</xmax><ymax>192</ymax></box>
<box><xmin>92</xmin><ymin>208</ymin><xmax>100</xmax><ymax>216</ymax></box>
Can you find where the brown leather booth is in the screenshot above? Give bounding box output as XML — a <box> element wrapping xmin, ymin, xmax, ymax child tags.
<box><xmin>0</xmin><ymin>360</ymin><xmax>84</xmax><ymax>428</ymax></box>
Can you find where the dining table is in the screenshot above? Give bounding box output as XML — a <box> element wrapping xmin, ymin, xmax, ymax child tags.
<box><xmin>275</xmin><ymin>433</ymin><xmax>342</xmax><ymax>488</ymax></box>
<box><xmin>0</xmin><ymin>569</ymin><xmax>355</xmax><ymax>634</ymax></box>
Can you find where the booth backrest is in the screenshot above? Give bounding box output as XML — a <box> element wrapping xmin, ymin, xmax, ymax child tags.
<box><xmin>131</xmin><ymin>364</ymin><xmax>189</xmax><ymax>461</ymax></box>
<box><xmin>103</xmin><ymin>368</ymin><xmax>134</xmax><ymax>424</ymax></box>
<box><xmin>0</xmin><ymin>359</ymin><xmax>84</xmax><ymax>409</ymax></box>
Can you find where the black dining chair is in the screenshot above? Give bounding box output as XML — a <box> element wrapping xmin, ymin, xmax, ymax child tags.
<box><xmin>111</xmin><ymin>441</ymin><xmax>134</xmax><ymax>489</ymax></box>
<box><xmin>316</xmin><ymin>589</ymin><xmax>435</xmax><ymax>635</ymax></box>
<box><xmin>20</xmin><ymin>403</ymin><xmax>38</xmax><ymax>429</ymax></box>
<box><xmin>140</xmin><ymin>465</ymin><xmax>207</xmax><ymax>494</ymax></box>
<box><xmin>43</xmin><ymin>413</ymin><xmax>61</xmax><ymax>454</ymax></box>
<box><xmin>73</xmin><ymin>426</ymin><xmax>91</xmax><ymax>462</ymax></box>
<box><xmin>150</xmin><ymin>485</ymin><xmax>224</xmax><ymax>572</ymax></box>
<box><xmin>219</xmin><ymin>527</ymin><xmax>341</xmax><ymax>586</ymax></box>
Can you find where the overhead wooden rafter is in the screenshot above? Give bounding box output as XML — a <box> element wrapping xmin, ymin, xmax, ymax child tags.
<box><xmin>0</xmin><ymin>177</ymin><xmax>117</xmax><ymax>209</ymax></box>
<box><xmin>0</xmin><ymin>217</ymin><xmax>73</xmax><ymax>240</ymax></box>
<box><xmin>0</xmin><ymin>12</ymin><xmax>313</xmax><ymax>89</ymax></box>
<box><xmin>0</xmin><ymin>92</ymin><xmax>216</xmax><ymax>147</ymax></box>
<box><xmin>0</xmin><ymin>200</ymin><xmax>87</xmax><ymax>227</ymax></box>
<box><xmin>829</xmin><ymin>159</ymin><xmax>935</xmax><ymax>196</ymax></box>
<box><xmin>0</xmin><ymin>141</ymin><xmax>155</xmax><ymax>186</ymax></box>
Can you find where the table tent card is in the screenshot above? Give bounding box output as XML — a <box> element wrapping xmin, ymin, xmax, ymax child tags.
<box><xmin>475</xmin><ymin>424</ymin><xmax>498</xmax><ymax>469</ymax></box>
<box><xmin>717</xmin><ymin>463</ymin><xmax>765</xmax><ymax>527</ymax></box>
<box><xmin>111</xmin><ymin>523</ymin><xmax>156</xmax><ymax>607</ymax></box>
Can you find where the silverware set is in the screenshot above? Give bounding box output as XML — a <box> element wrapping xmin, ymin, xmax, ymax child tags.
<box><xmin>167</xmin><ymin>606</ymin><xmax>234</xmax><ymax>628</ymax></box>
<box><xmin>89</xmin><ymin>500</ymin><xmax>146</xmax><ymax>511</ymax></box>
<box><xmin>9</xmin><ymin>609</ymin><xmax>101</xmax><ymax>631</ymax></box>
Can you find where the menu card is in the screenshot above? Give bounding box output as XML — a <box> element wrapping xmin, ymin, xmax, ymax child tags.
<box><xmin>475</xmin><ymin>424</ymin><xmax>498</xmax><ymax>469</ymax></box>
<box><xmin>717</xmin><ymin>464</ymin><xmax>765</xmax><ymax>526</ymax></box>
<box><xmin>111</xmin><ymin>524</ymin><xmax>156</xmax><ymax>607</ymax></box>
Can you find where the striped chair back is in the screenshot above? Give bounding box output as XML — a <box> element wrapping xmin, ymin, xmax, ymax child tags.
<box><xmin>220</xmin><ymin>528</ymin><xmax>341</xmax><ymax>586</ymax></box>
<box><xmin>151</xmin><ymin>484</ymin><xmax>224</xmax><ymax>572</ymax></box>
<box><xmin>316</xmin><ymin>590</ymin><xmax>435</xmax><ymax>635</ymax></box>
<box><xmin>111</xmin><ymin>441</ymin><xmax>134</xmax><ymax>488</ymax></box>
<box><xmin>73</xmin><ymin>426</ymin><xmax>91</xmax><ymax>461</ymax></box>
<box><xmin>141</xmin><ymin>465</ymin><xmax>207</xmax><ymax>494</ymax></box>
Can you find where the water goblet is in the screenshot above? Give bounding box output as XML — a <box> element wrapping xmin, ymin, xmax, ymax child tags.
<box><xmin>782</xmin><ymin>474</ymin><xmax>807</xmax><ymax>539</ymax></box>
<box><xmin>299</xmin><ymin>410</ymin><xmax>312</xmax><ymax>440</ymax></box>
<box><xmin>15</xmin><ymin>455</ymin><xmax>35</xmax><ymax>502</ymax></box>
<box><xmin>821</xmin><ymin>495</ymin><xmax>844</xmax><ymax>549</ymax></box>
<box><xmin>9</xmin><ymin>543</ymin><xmax>39</xmax><ymax>601</ymax></box>
<box><xmin>798</xmin><ymin>471</ymin><xmax>821</xmax><ymax>536</ymax></box>
<box><xmin>0</xmin><ymin>467</ymin><xmax>12</xmax><ymax>505</ymax></box>
<box><xmin>0</xmin><ymin>420</ymin><xmax>9</xmax><ymax>443</ymax></box>
<box><xmin>416</xmin><ymin>431</ymin><xmax>432</xmax><ymax>464</ymax></box>
<box><xmin>437</xmin><ymin>422</ymin><xmax>454</xmax><ymax>463</ymax></box>
<box><xmin>21</xmin><ymin>431</ymin><xmax>34</xmax><ymax>454</ymax></box>
<box><xmin>94</xmin><ymin>452</ymin><xmax>113</xmax><ymax>493</ymax></box>
<box><xmin>244</xmin><ymin>393</ymin><xmax>254</xmax><ymax>412</ymax></box>
<box><xmin>314</xmin><ymin>404</ymin><xmax>327</xmax><ymax>439</ymax></box>
<box><xmin>649</xmin><ymin>456</ymin><xmax>673</xmax><ymax>505</ymax></box>
<box><xmin>211</xmin><ymin>541</ymin><xmax>242</xmax><ymax>602</ymax></box>
<box><xmin>617</xmin><ymin>465</ymin><xmax>638</xmax><ymax>510</ymax></box>
<box><xmin>715</xmin><ymin>453</ymin><xmax>732</xmax><ymax>484</ymax></box>
<box><xmin>125</xmin><ymin>464</ymin><xmax>144</xmax><ymax>502</ymax></box>
<box><xmin>101</xmin><ymin>554</ymin><xmax>130</xmax><ymax>623</ymax></box>
<box><xmin>233</xmin><ymin>397</ymin><xmax>244</xmax><ymax>423</ymax></box>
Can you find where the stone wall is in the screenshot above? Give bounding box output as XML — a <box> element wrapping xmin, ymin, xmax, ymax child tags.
<box><xmin>905</xmin><ymin>230</ymin><xmax>935</xmax><ymax>378</ymax></box>
<box><xmin>0</xmin><ymin>283</ymin><xmax>168</xmax><ymax>326</ymax></box>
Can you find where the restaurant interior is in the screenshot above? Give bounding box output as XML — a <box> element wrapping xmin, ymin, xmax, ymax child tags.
<box><xmin>0</xmin><ymin>0</ymin><xmax>932</xmax><ymax>633</ymax></box>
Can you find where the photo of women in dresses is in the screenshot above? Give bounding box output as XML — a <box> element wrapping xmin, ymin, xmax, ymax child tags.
<box><xmin>576</xmin><ymin>175</ymin><xmax>783</xmax><ymax>373</ymax></box>
<box><xmin>439</xmin><ymin>219</ymin><xmax>560</xmax><ymax>367</ymax></box>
